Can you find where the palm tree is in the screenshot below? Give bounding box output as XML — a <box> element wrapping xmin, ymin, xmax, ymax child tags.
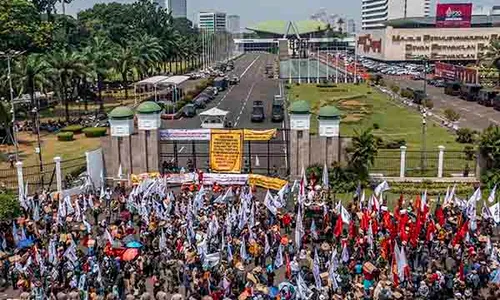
<box><xmin>113</xmin><ymin>45</ymin><xmax>135</xmax><ymax>101</ymax></box>
<box><xmin>479</xmin><ymin>125</ymin><xmax>500</xmax><ymax>186</ymax></box>
<box><xmin>482</xmin><ymin>39</ymin><xmax>500</xmax><ymax>87</ymax></box>
<box><xmin>132</xmin><ymin>35</ymin><xmax>164</xmax><ymax>79</ymax></box>
<box><xmin>83</xmin><ymin>36</ymin><xmax>114</xmax><ymax>112</ymax></box>
<box><xmin>348</xmin><ymin>128</ymin><xmax>379</xmax><ymax>182</ymax></box>
<box><xmin>46</xmin><ymin>50</ymin><xmax>88</xmax><ymax>122</ymax></box>
<box><xmin>336</xmin><ymin>18</ymin><xmax>345</xmax><ymax>34</ymax></box>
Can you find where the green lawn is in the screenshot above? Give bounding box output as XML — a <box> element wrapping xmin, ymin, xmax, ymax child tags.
<box><xmin>288</xmin><ymin>83</ymin><xmax>468</xmax><ymax>150</ymax></box>
<box><xmin>288</xmin><ymin>83</ymin><xmax>473</xmax><ymax>177</ymax></box>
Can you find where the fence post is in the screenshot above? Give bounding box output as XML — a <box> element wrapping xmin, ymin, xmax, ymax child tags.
<box><xmin>438</xmin><ymin>145</ymin><xmax>445</xmax><ymax>178</ymax></box>
<box><xmin>16</xmin><ymin>161</ymin><xmax>23</xmax><ymax>195</ymax></box>
<box><xmin>400</xmin><ymin>146</ymin><xmax>407</xmax><ymax>178</ymax></box>
<box><xmin>54</xmin><ymin>157</ymin><xmax>62</xmax><ymax>193</ymax></box>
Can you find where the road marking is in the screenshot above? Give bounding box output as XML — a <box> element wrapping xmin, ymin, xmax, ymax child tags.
<box><xmin>282</xmin><ymin>121</ymin><xmax>288</xmax><ymax>171</ymax></box>
<box><xmin>239</xmin><ymin>55</ymin><xmax>261</xmax><ymax>79</ymax></box>
<box><xmin>216</xmin><ymin>85</ymin><xmax>235</xmax><ymax>107</ymax></box>
<box><xmin>234</xmin><ymin>82</ymin><xmax>257</xmax><ymax>127</ymax></box>
<box><xmin>459</xmin><ymin>107</ymin><xmax>470</xmax><ymax>112</ymax></box>
<box><xmin>475</xmin><ymin>112</ymin><xmax>483</xmax><ymax>118</ymax></box>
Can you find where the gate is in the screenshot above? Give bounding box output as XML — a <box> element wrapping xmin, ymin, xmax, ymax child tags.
<box><xmin>159</xmin><ymin>128</ymin><xmax>290</xmax><ymax>177</ymax></box>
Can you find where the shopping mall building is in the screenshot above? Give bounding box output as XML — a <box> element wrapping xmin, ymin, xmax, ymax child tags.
<box><xmin>357</xmin><ymin>15</ymin><xmax>500</xmax><ymax>63</ymax></box>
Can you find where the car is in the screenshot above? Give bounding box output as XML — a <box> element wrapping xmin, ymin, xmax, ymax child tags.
<box><xmin>194</xmin><ymin>96</ymin><xmax>209</xmax><ymax>109</ymax></box>
<box><xmin>182</xmin><ymin>104</ymin><xmax>196</xmax><ymax>117</ymax></box>
<box><xmin>251</xmin><ymin>100</ymin><xmax>265</xmax><ymax>122</ymax></box>
<box><xmin>229</xmin><ymin>76</ymin><xmax>240</xmax><ymax>85</ymax></box>
<box><xmin>271</xmin><ymin>97</ymin><xmax>284</xmax><ymax>122</ymax></box>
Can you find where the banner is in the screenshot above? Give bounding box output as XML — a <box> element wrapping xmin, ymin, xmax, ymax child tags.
<box><xmin>210</xmin><ymin>129</ymin><xmax>243</xmax><ymax>173</ymax></box>
<box><xmin>203</xmin><ymin>173</ymin><xmax>249</xmax><ymax>185</ymax></box>
<box><xmin>159</xmin><ymin>129</ymin><xmax>211</xmax><ymax>141</ymax></box>
<box><xmin>248</xmin><ymin>174</ymin><xmax>287</xmax><ymax>190</ymax></box>
<box><xmin>243</xmin><ymin>129</ymin><xmax>277</xmax><ymax>141</ymax></box>
<box><xmin>131</xmin><ymin>172</ymin><xmax>161</xmax><ymax>184</ymax></box>
<box><xmin>436</xmin><ymin>3</ymin><xmax>472</xmax><ymax>28</ymax></box>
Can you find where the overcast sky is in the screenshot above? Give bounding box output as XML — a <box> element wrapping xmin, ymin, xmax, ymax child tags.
<box><xmin>61</xmin><ymin>0</ymin><xmax>496</xmax><ymax>27</ymax></box>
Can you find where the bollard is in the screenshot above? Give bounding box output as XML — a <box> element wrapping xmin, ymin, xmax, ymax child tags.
<box><xmin>54</xmin><ymin>156</ymin><xmax>62</xmax><ymax>193</ymax></box>
<box><xmin>400</xmin><ymin>146</ymin><xmax>407</xmax><ymax>178</ymax></box>
<box><xmin>438</xmin><ymin>146</ymin><xmax>445</xmax><ymax>178</ymax></box>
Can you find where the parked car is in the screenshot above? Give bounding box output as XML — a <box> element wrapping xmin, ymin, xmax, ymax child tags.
<box><xmin>459</xmin><ymin>83</ymin><xmax>482</xmax><ymax>102</ymax></box>
<box><xmin>477</xmin><ymin>89</ymin><xmax>499</xmax><ymax>106</ymax></box>
<box><xmin>251</xmin><ymin>100</ymin><xmax>265</xmax><ymax>122</ymax></box>
<box><xmin>194</xmin><ymin>96</ymin><xmax>209</xmax><ymax>109</ymax></box>
<box><xmin>229</xmin><ymin>76</ymin><xmax>240</xmax><ymax>85</ymax></box>
<box><xmin>214</xmin><ymin>77</ymin><xmax>228</xmax><ymax>91</ymax></box>
<box><xmin>182</xmin><ymin>104</ymin><xmax>197</xmax><ymax>117</ymax></box>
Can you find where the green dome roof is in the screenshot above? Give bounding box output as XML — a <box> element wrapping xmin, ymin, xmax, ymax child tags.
<box><xmin>318</xmin><ymin>105</ymin><xmax>340</xmax><ymax>119</ymax></box>
<box><xmin>136</xmin><ymin>101</ymin><xmax>162</xmax><ymax>114</ymax></box>
<box><xmin>289</xmin><ymin>100</ymin><xmax>310</xmax><ymax>114</ymax></box>
<box><xmin>109</xmin><ymin>106</ymin><xmax>134</xmax><ymax>119</ymax></box>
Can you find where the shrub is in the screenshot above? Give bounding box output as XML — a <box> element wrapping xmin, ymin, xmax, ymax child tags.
<box><xmin>456</xmin><ymin>128</ymin><xmax>476</xmax><ymax>143</ymax></box>
<box><xmin>316</xmin><ymin>84</ymin><xmax>337</xmax><ymax>88</ymax></box>
<box><xmin>373</xmin><ymin>123</ymin><xmax>380</xmax><ymax>130</ymax></box>
<box><xmin>463</xmin><ymin>145</ymin><xmax>475</xmax><ymax>161</ymax></box>
<box><xmin>61</xmin><ymin>125</ymin><xmax>84</xmax><ymax>134</ymax></box>
<box><xmin>57</xmin><ymin>132</ymin><xmax>74</xmax><ymax>141</ymax></box>
<box><xmin>422</xmin><ymin>99</ymin><xmax>434</xmax><ymax>109</ymax></box>
<box><xmin>390</xmin><ymin>85</ymin><xmax>400</xmax><ymax>93</ymax></box>
<box><xmin>384</xmin><ymin>139</ymin><xmax>406</xmax><ymax>149</ymax></box>
<box><xmin>444</xmin><ymin>108</ymin><xmax>460</xmax><ymax>122</ymax></box>
<box><xmin>400</xmin><ymin>89</ymin><xmax>414</xmax><ymax>99</ymax></box>
<box><xmin>0</xmin><ymin>192</ymin><xmax>21</xmax><ymax>221</ymax></box>
<box><xmin>83</xmin><ymin>127</ymin><xmax>107</xmax><ymax>138</ymax></box>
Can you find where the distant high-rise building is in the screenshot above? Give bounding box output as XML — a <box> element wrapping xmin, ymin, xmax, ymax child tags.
<box><xmin>347</xmin><ymin>19</ymin><xmax>356</xmax><ymax>34</ymax></box>
<box><xmin>361</xmin><ymin>0</ymin><xmax>430</xmax><ymax>30</ymax></box>
<box><xmin>198</xmin><ymin>11</ymin><xmax>227</xmax><ymax>32</ymax></box>
<box><xmin>153</xmin><ymin>0</ymin><xmax>187</xmax><ymax>18</ymax></box>
<box><xmin>227</xmin><ymin>15</ymin><xmax>241</xmax><ymax>33</ymax></box>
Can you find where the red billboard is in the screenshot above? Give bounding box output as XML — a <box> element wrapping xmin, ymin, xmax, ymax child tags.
<box><xmin>436</xmin><ymin>3</ymin><xmax>473</xmax><ymax>28</ymax></box>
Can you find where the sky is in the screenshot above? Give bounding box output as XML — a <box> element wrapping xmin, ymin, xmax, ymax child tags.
<box><xmin>61</xmin><ymin>0</ymin><xmax>496</xmax><ymax>28</ymax></box>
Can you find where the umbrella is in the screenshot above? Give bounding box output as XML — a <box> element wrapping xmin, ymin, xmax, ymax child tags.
<box><xmin>121</xmin><ymin>248</ymin><xmax>139</xmax><ymax>261</ymax></box>
<box><xmin>269</xmin><ymin>286</ymin><xmax>279</xmax><ymax>297</ymax></box>
<box><xmin>126</xmin><ymin>241</ymin><xmax>143</xmax><ymax>249</ymax></box>
<box><xmin>17</xmin><ymin>239</ymin><xmax>33</xmax><ymax>249</ymax></box>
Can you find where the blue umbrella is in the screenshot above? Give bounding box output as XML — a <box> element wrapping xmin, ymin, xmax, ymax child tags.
<box><xmin>126</xmin><ymin>241</ymin><xmax>143</xmax><ymax>248</ymax></box>
<box><xmin>269</xmin><ymin>286</ymin><xmax>279</xmax><ymax>298</ymax></box>
<box><xmin>17</xmin><ymin>238</ymin><xmax>34</xmax><ymax>249</ymax></box>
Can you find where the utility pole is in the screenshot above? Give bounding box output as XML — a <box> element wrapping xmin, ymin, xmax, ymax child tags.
<box><xmin>32</xmin><ymin>107</ymin><xmax>44</xmax><ymax>187</ymax></box>
<box><xmin>421</xmin><ymin>113</ymin><xmax>427</xmax><ymax>174</ymax></box>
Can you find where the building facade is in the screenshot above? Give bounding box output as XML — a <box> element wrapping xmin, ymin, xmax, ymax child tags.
<box><xmin>153</xmin><ymin>0</ymin><xmax>187</xmax><ymax>18</ymax></box>
<box><xmin>227</xmin><ymin>15</ymin><xmax>241</xmax><ymax>33</ymax></box>
<box><xmin>362</xmin><ymin>0</ymin><xmax>430</xmax><ymax>30</ymax></box>
<box><xmin>347</xmin><ymin>19</ymin><xmax>356</xmax><ymax>34</ymax></box>
<box><xmin>198</xmin><ymin>11</ymin><xmax>227</xmax><ymax>32</ymax></box>
<box><xmin>357</xmin><ymin>16</ymin><xmax>500</xmax><ymax>62</ymax></box>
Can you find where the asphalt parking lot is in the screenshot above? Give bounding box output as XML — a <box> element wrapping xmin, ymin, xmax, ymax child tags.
<box><xmin>385</xmin><ymin>75</ymin><xmax>500</xmax><ymax>131</ymax></box>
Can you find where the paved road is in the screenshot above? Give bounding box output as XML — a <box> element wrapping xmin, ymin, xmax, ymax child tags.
<box><xmin>385</xmin><ymin>75</ymin><xmax>500</xmax><ymax>131</ymax></box>
<box><xmin>160</xmin><ymin>53</ymin><xmax>289</xmax><ymax>177</ymax></box>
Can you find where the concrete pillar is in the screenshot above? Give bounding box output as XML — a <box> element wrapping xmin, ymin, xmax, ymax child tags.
<box><xmin>16</xmin><ymin>161</ymin><xmax>23</xmax><ymax>196</ymax></box>
<box><xmin>54</xmin><ymin>157</ymin><xmax>62</xmax><ymax>193</ymax></box>
<box><xmin>438</xmin><ymin>145</ymin><xmax>445</xmax><ymax>178</ymax></box>
<box><xmin>400</xmin><ymin>146</ymin><xmax>407</xmax><ymax>178</ymax></box>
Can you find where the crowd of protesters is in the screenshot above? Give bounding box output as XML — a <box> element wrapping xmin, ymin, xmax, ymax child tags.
<box><xmin>1</xmin><ymin>172</ymin><xmax>500</xmax><ymax>300</ymax></box>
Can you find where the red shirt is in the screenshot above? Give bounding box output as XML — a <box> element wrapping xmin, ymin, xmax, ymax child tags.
<box><xmin>282</xmin><ymin>214</ymin><xmax>292</xmax><ymax>226</ymax></box>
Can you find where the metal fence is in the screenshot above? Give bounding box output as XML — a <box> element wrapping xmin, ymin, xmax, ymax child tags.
<box><xmin>0</xmin><ymin>156</ymin><xmax>87</xmax><ymax>193</ymax></box>
<box><xmin>372</xmin><ymin>149</ymin><xmax>474</xmax><ymax>178</ymax></box>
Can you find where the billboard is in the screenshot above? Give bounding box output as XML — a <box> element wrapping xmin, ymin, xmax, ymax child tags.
<box><xmin>436</xmin><ymin>3</ymin><xmax>473</xmax><ymax>28</ymax></box>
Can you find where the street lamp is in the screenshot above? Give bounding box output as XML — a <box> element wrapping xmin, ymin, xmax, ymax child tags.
<box><xmin>31</xmin><ymin>106</ymin><xmax>44</xmax><ymax>187</ymax></box>
<box><xmin>0</xmin><ymin>50</ymin><xmax>26</xmax><ymax>162</ymax></box>
<box><xmin>420</xmin><ymin>113</ymin><xmax>427</xmax><ymax>174</ymax></box>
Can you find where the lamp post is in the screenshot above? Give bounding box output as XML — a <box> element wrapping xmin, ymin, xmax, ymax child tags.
<box><xmin>31</xmin><ymin>106</ymin><xmax>44</xmax><ymax>187</ymax></box>
<box><xmin>0</xmin><ymin>50</ymin><xmax>26</xmax><ymax>161</ymax></box>
<box><xmin>420</xmin><ymin>113</ymin><xmax>427</xmax><ymax>174</ymax></box>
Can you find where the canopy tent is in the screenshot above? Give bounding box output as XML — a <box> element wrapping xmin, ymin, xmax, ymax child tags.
<box><xmin>157</xmin><ymin>75</ymin><xmax>190</xmax><ymax>87</ymax></box>
<box><xmin>136</xmin><ymin>76</ymin><xmax>170</xmax><ymax>86</ymax></box>
<box><xmin>199</xmin><ymin>107</ymin><xmax>230</xmax><ymax>129</ymax></box>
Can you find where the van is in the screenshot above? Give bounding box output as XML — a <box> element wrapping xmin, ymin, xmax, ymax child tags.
<box><xmin>478</xmin><ymin>90</ymin><xmax>499</xmax><ymax>106</ymax></box>
<box><xmin>459</xmin><ymin>84</ymin><xmax>482</xmax><ymax>102</ymax></box>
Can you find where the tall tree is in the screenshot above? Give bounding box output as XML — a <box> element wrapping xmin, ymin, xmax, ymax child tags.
<box><xmin>348</xmin><ymin>129</ymin><xmax>379</xmax><ymax>182</ymax></box>
<box><xmin>482</xmin><ymin>39</ymin><xmax>500</xmax><ymax>87</ymax></box>
<box><xmin>46</xmin><ymin>50</ymin><xmax>88</xmax><ymax>121</ymax></box>
<box><xmin>83</xmin><ymin>36</ymin><xmax>113</xmax><ymax>111</ymax></box>
<box><xmin>113</xmin><ymin>46</ymin><xmax>135</xmax><ymax>101</ymax></box>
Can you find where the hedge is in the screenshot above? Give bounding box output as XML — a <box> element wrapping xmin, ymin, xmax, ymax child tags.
<box><xmin>61</xmin><ymin>125</ymin><xmax>84</xmax><ymax>134</ymax></box>
<box><xmin>0</xmin><ymin>193</ymin><xmax>20</xmax><ymax>221</ymax></box>
<box><xmin>83</xmin><ymin>127</ymin><xmax>107</xmax><ymax>138</ymax></box>
<box><xmin>57</xmin><ymin>132</ymin><xmax>74</xmax><ymax>141</ymax></box>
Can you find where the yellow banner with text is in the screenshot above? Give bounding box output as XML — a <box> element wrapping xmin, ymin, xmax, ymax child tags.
<box><xmin>210</xmin><ymin>129</ymin><xmax>243</xmax><ymax>173</ymax></box>
<box><xmin>248</xmin><ymin>174</ymin><xmax>287</xmax><ymax>190</ymax></box>
<box><xmin>243</xmin><ymin>129</ymin><xmax>277</xmax><ymax>141</ymax></box>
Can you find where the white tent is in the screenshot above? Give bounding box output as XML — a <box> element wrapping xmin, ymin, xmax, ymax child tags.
<box><xmin>199</xmin><ymin>107</ymin><xmax>230</xmax><ymax>129</ymax></box>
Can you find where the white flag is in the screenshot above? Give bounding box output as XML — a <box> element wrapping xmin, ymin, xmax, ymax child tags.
<box><xmin>274</xmin><ymin>245</ymin><xmax>283</xmax><ymax>268</ymax></box>
<box><xmin>117</xmin><ymin>164</ymin><xmax>123</xmax><ymax>179</ymax></box>
<box><xmin>240</xmin><ymin>238</ymin><xmax>248</xmax><ymax>261</ymax></box>
<box><xmin>322</xmin><ymin>163</ymin><xmax>329</xmax><ymax>188</ymax></box>
<box><xmin>255</xmin><ymin>155</ymin><xmax>260</xmax><ymax>167</ymax></box>
<box><xmin>104</xmin><ymin>229</ymin><xmax>114</xmax><ymax>245</ymax></box>
<box><xmin>341</xmin><ymin>243</ymin><xmax>349</xmax><ymax>263</ymax></box>
<box><xmin>222</xmin><ymin>187</ymin><xmax>234</xmax><ymax>202</ymax></box>
<box><xmin>295</xmin><ymin>207</ymin><xmax>303</xmax><ymax>250</ymax></box>
<box><xmin>313</xmin><ymin>249</ymin><xmax>322</xmax><ymax>289</ymax></box>
<box><xmin>264</xmin><ymin>234</ymin><xmax>270</xmax><ymax>255</ymax></box>
<box><xmin>374</xmin><ymin>180</ymin><xmax>390</xmax><ymax>197</ymax></box>
<box><xmin>227</xmin><ymin>244</ymin><xmax>233</xmax><ymax>262</ymax></box>
<box><xmin>277</xmin><ymin>183</ymin><xmax>288</xmax><ymax>206</ymax></box>
<box><xmin>264</xmin><ymin>190</ymin><xmax>278</xmax><ymax>215</ymax></box>
<box><xmin>488</xmin><ymin>185</ymin><xmax>497</xmax><ymax>203</ymax></box>
<box><xmin>310</xmin><ymin>220</ymin><xmax>318</xmax><ymax>240</ymax></box>
<box><xmin>340</xmin><ymin>205</ymin><xmax>351</xmax><ymax>224</ymax></box>
<box><xmin>490</xmin><ymin>203</ymin><xmax>500</xmax><ymax>223</ymax></box>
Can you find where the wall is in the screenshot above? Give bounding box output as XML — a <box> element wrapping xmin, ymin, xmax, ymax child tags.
<box><xmin>357</xmin><ymin>26</ymin><xmax>499</xmax><ymax>61</ymax></box>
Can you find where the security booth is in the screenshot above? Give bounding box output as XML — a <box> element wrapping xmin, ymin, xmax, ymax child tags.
<box><xmin>136</xmin><ymin>101</ymin><xmax>162</xmax><ymax>172</ymax></box>
<box><xmin>108</xmin><ymin>106</ymin><xmax>134</xmax><ymax>137</ymax></box>
<box><xmin>318</xmin><ymin>105</ymin><xmax>340</xmax><ymax>138</ymax></box>
<box><xmin>108</xmin><ymin>106</ymin><xmax>135</xmax><ymax>180</ymax></box>
<box><xmin>136</xmin><ymin>101</ymin><xmax>162</xmax><ymax>130</ymax></box>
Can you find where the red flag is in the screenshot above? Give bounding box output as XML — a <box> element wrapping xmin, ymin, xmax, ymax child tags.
<box><xmin>371</xmin><ymin>217</ymin><xmax>378</xmax><ymax>235</ymax></box>
<box><xmin>413</xmin><ymin>195</ymin><xmax>421</xmax><ymax>215</ymax></box>
<box><xmin>452</xmin><ymin>221</ymin><xmax>469</xmax><ymax>246</ymax></box>
<box><xmin>349</xmin><ymin>221</ymin><xmax>357</xmax><ymax>238</ymax></box>
<box><xmin>360</xmin><ymin>211</ymin><xmax>370</xmax><ymax>231</ymax></box>
<box><xmin>435</xmin><ymin>205</ymin><xmax>445</xmax><ymax>226</ymax></box>
<box><xmin>459</xmin><ymin>261</ymin><xmax>465</xmax><ymax>281</ymax></box>
<box><xmin>426</xmin><ymin>220</ymin><xmax>436</xmax><ymax>241</ymax></box>
<box><xmin>285</xmin><ymin>253</ymin><xmax>291</xmax><ymax>279</ymax></box>
<box><xmin>333</xmin><ymin>215</ymin><xmax>343</xmax><ymax>237</ymax></box>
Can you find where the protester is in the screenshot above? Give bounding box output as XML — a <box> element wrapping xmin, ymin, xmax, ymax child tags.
<box><xmin>2</xmin><ymin>171</ymin><xmax>500</xmax><ymax>300</ymax></box>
